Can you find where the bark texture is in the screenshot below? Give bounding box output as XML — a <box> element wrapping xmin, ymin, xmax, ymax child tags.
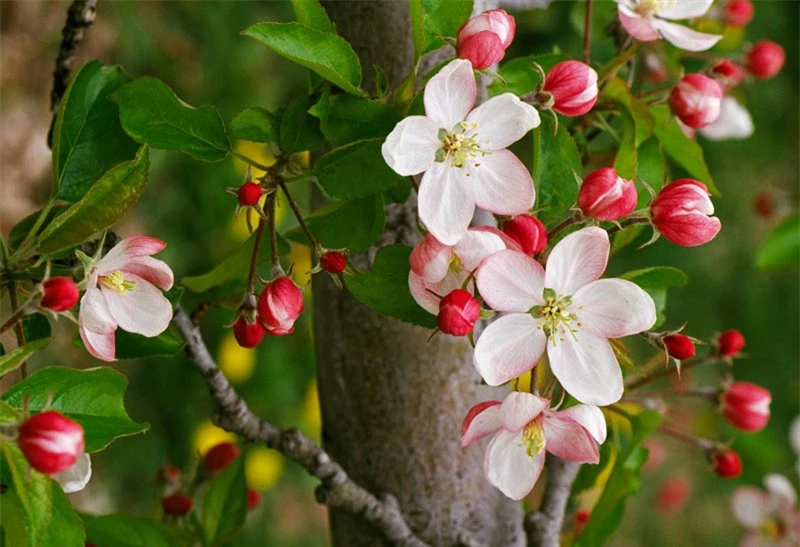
<box><xmin>314</xmin><ymin>1</ymin><xmax>524</xmax><ymax>545</ymax></box>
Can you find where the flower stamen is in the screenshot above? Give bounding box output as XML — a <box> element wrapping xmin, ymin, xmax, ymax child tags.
<box><xmin>100</xmin><ymin>270</ymin><xmax>138</xmax><ymax>294</ymax></box>
<box><xmin>520</xmin><ymin>421</ymin><xmax>546</xmax><ymax>457</ymax></box>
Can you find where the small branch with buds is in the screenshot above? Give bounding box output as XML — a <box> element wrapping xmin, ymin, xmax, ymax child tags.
<box><xmin>525</xmin><ymin>457</ymin><xmax>581</xmax><ymax>547</ymax></box>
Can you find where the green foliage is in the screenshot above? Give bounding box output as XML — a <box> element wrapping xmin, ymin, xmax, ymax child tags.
<box><xmin>1</xmin><ymin>443</ymin><xmax>53</xmax><ymax>547</ymax></box>
<box><xmin>284</xmin><ymin>195</ymin><xmax>385</xmax><ymax>253</ymax></box>
<box><xmin>621</xmin><ymin>266</ymin><xmax>688</xmax><ymax>327</ymax></box>
<box><xmin>7</xmin><ymin>206</ymin><xmax>68</xmax><ymax>250</ymax></box>
<box><xmin>280</xmin><ymin>95</ymin><xmax>325</xmax><ymax>153</ymax></box>
<box><xmin>312</xmin><ymin>94</ymin><xmax>402</xmax><ymax>145</ymax></box>
<box><xmin>82</xmin><ymin>514</ymin><xmax>186</xmax><ymax>547</ymax></box>
<box><xmin>0</xmin><ymin>400</ymin><xmax>21</xmax><ymax>423</ymax></box>
<box><xmin>290</xmin><ymin>0</ymin><xmax>334</xmax><ymax>33</ymax></box>
<box><xmin>113</xmin><ymin>327</ymin><xmax>185</xmax><ymax>360</ymax></box>
<box><xmin>314</xmin><ymin>138</ymin><xmax>406</xmax><ymax>200</ymax></box>
<box><xmin>202</xmin><ymin>455</ymin><xmax>248</xmax><ymax>547</ymax></box>
<box><xmin>635</xmin><ymin>137</ymin><xmax>666</xmax><ymax>204</ymax></box>
<box><xmin>22</xmin><ymin>314</ymin><xmax>53</xmax><ymax>343</ymax></box>
<box><xmin>756</xmin><ymin>214</ymin><xmax>800</xmax><ymax>271</ymax></box>
<box><xmin>601</xmin><ymin>78</ymin><xmax>639</xmax><ymax>180</ymax></box>
<box><xmin>3</xmin><ymin>367</ymin><xmax>148</xmax><ymax>453</ymax></box>
<box><xmin>0</xmin><ymin>338</ymin><xmax>52</xmax><ymax>379</ymax></box>
<box><xmin>345</xmin><ymin>245</ymin><xmax>437</xmax><ymax>328</ymax></box>
<box><xmin>40</xmin><ymin>484</ymin><xmax>85</xmax><ymax>547</ymax></box>
<box><xmin>112</xmin><ymin>78</ymin><xmax>231</xmax><ymax>162</ymax></box>
<box><xmin>533</xmin><ymin>114</ymin><xmax>582</xmax><ymax>225</ymax></box>
<box><xmin>229</xmin><ymin>107</ymin><xmax>281</xmax><ymax>143</ymax></box>
<box><xmin>487</xmin><ymin>53</ymin><xmax>568</xmax><ymax>97</ymax></box>
<box><xmin>52</xmin><ymin>60</ymin><xmax>140</xmax><ymax>202</ymax></box>
<box><xmin>409</xmin><ymin>0</ymin><xmax>473</xmax><ymax>59</ymax></box>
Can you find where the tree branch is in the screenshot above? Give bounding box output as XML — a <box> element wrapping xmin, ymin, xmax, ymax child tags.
<box><xmin>524</xmin><ymin>457</ymin><xmax>580</xmax><ymax>547</ymax></box>
<box><xmin>172</xmin><ymin>306</ymin><xmax>429</xmax><ymax>547</ymax></box>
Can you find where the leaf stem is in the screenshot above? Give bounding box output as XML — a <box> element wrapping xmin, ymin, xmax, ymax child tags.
<box><xmin>583</xmin><ymin>0</ymin><xmax>593</xmax><ymax>65</ymax></box>
<box><xmin>8</xmin><ymin>197</ymin><xmax>56</xmax><ymax>265</ymax></box>
<box><xmin>232</xmin><ymin>150</ymin><xmax>276</xmax><ymax>174</ymax></box>
<box><xmin>247</xmin><ymin>218</ymin><xmax>267</xmax><ymax>294</ymax></box>
<box><xmin>267</xmin><ymin>193</ymin><xmax>281</xmax><ymax>275</ymax></box>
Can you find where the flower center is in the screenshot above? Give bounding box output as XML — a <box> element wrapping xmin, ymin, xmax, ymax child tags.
<box><xmin>634</xmin><ymin>0</ymin><xmax>674</xmax><ymax>17</ymax></box>
<box><xmin>448</xmin><ymin>254</ymin><xmax>463</xmax><ymax>274</ymax></box>
<box><xmin>759</xmin><ymin>517</ymin><xmax>783</xmax><ymax>538</ymax></box>
<box><xmin>520</xmin><ymin>421</ymin><xmax>546</xmax><ymax>457</ymax></box>
<box><xmin>531</xmin><ymin>288</ymin><xmax>581</xmax><ymax>343</ymax></box>
<box><xmin>435</xmin><ymin>122</ymin><xmax>486</xmax><ymax>168</ymax></box>
<box><xmin>100</xmin><ymin>270</ymin><xmax>137</xmax><ymax>294</ymax></box>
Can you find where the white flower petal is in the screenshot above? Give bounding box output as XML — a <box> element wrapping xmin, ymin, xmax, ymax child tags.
<box><xmin>95</xmin><ymin>236</ymin><xmax>166</xmax><ymax>274</ymax></box>
<box><xmin>652</xmin><ymin>19</ymin><xmax>722</xmax><ymax>52</ymax></box>
<box><xmin>408</xmin><ymin>271</ymin><xmax>440</xmax><ymax>315</ymax></box>
<box><xmin>469</xmin><ymin>149</ymin><xmax>535</xmax><ymax>216</ymax></box>
<box><xmin>418</xmin><ymin>162</ymin><xmax>475</xmax><ymax>246</ymax></box>
<box><xmin>466</xmin><ymin>94</ymin><xmax>540</xmax><ymax>150</ymax></box>
<box><xmin>461</xmin><ymin>401</ymin><xmax>502</xmax><ymax>447</ymax></box>
<box><xmin>656</xmin><ymin>0</ymin><xmax>714</xmax><ymax>20</ymax></box>
<box><xmin>424</xmin><ymin>59</ymin><xmax>476</xmax><ymax>129</ymax></box>
<box><xmin>541</xmin><ymin>413</ymin><xmax>599</xmax><ymax>463</ymax></box>
<box><xmin>476</xmin><ymin>250</ymin><xmax>545</xmax><ymax>312</ymax></box>
<box><xmin>54</xmin><ymin>453</ymin><xmax>92</xmax><ymax>494</ymax></box>
<box><xmin>485</xmin><ymin>429</ymin><xmax>545</xmax><ymax>500</ymax></box>
<box><xmin>548</xmin><ymin>329</ymin><xmax>623</xmax><ymax>406</ymax></box>
<box><xmin>410</xmin><ymin>234</ymin><xmax>451</xmax><ymax>283</ymax></box>
<box><xmin>573</xmin><ymin>279</ymin><xmax>656</xmax><ymax>338</ymax></box>
<box><xmin>500</xmin><ymin>392</ymin><xmax>549</xmax><ymax>432</ymax></box>
<box><xmin>453</xmin><ymin>229</ymin><xmax>506</xmax><ymax>272</ymax></box>
<box><xmin>765</xmin><ymin>474</ymin><xmax>797</xmax><ymax>511</ymax></box>
<box><xmin>102</xmin><ymin>275</ymin><xmax>173</xmax><ymax>337</ymax></box>
<box><xmin>731</xmin><ymin>487</ymin><xmax>771</xmax><ymax>529</ymax></box>
<box><xmin>80</xmin><ymin>285</ymin><xmax>117</xmax><ymax>334</ymax></box>
<box><xmin>79</xmin><ymin>321</ymin><xmax>116</xmax><ymax>362</ymax></box>
<box><xmin>617</xmin><ymin>6</ymin><xmax>661</xmax><ymax>41</ymax></box>
<box><xmin>559</xmin><ymin>405</ymin><xmax>607</xmax><ymax>444</ymax></box>
<box><xmin>700</xmin><ymin>97</ymin><xmax>754</xmax><ymax>141</ymax></box>
<box><xmin>381</xmin><ymin>116</ymin><xmax>440</xmax><ymax>176</ymax></box>
<box><xmin>122</xmin><ymin>256</ymin><xmax>174</xmax><ymax>291</ymax></box>
<box><xmin>474</xmin><ymin>313</ymin><xmax>546</xmax><ymax>386</ymax></box>
<box><xmin>545</xmin><ymin>227</ymin><xmax>609</xmax><ymax>296</ymax></box>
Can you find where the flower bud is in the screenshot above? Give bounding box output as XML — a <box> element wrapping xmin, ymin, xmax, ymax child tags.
<box><xmin>543</xmin><ymin>61</ymin><xmax>599</xmax><ymax>117</ymax></box>
<box><xmin>233</xmin><ymin>314</ymin><xmax>266</xmax><ymax>349</ymax></box>
<box><xmin>237</xmin><ymin>181</ymin><xmax>264</xmax><ymax>207</ymax></box>
<box><xmin>456</xmin><ymin>9</ymin><xmax>515</xmax><ymax>69</ymax></box>
<box><xmin>40</xmin><ymin>277</ymin><xmax>80</xmax><ymax>312</ymax></box>
<box><xmin>156</xmin><ymin>464</ymin><xmax>181</xmax><ymax>485</ymax></box>
<box><xmin>248</xmin><ymin>488</ymin><xmax>261</xmax><ymax>510</ymax></box>
<box><xmin>753</xmin><ymin>191</ymin><xmax>775</xmax><ymax>220</ymax></box>
<box><xmin>18</xmin><ymin>411</ymin><xmax>84</xmax><ymax>475</ymax></box>
<box><xmin>501</xmin><ymin>215</ymin><xmax>547</xmax><ymax>255</ymax></box>
<box><xmin>437</xmin><ymin>289</ymin><xmax>481</xmax><ymax>337</ymax></box>
<box><xmin>578</xmin><ymin>168</ymin><xmax>637</xmax><ymax>221</ymax></box>
<box><xmin>747</xmin><ymin>41</ymin><xmax>785</xmax><ymax>80</ymax></box>
<box><xmin>721</xmin><ymin>382</ymin><xmax>771</xmax><ymax>432</ymax></box>
<box><xmin>710</xmin><ymin>448</ymin><xmax>743</xmax><ymax>478</ymax></box>
<box><xmin>203</xmin><ymin>442</ymin><xmax>240</xmax><ymax>474</ymax></box>
<box><xmin>162</xmin><ymin>493</ymin><xmax>193</xmax><ymax>515</ymax></box>
<box><xmin>716</xmin><ymin>329</ymin><xmax>745</xmax><ymax>358</ymax></box>
<box><xmin>663</xmin><ymin>334</ymin><xmax>696</xmax><ymax>360</ymax></box>
<box><xmin>320</xmin><ymin>251</ymin><xmax>347</xmax><ymax>274</ymax></box>
<box><xmin>723</xmin><ymin>0</ymin><xmax>754</xmax><ymax>27</ymax></box>
<box><xmin>669</xmin><ymin>74</ymin><xmax>723</xmax><ymax>129</ymax></box>
<box><xmin>710</xmin><ymin>60</ymin><xmax>746</xmax><ymax>91</ymax></box>
<box><xmin>650</xmin><ymin>179</ymin><xmax>722</xmax><ymax>246</ymax></box>
<box><xmin>258</xmin><ymin>277</ymin><xmax>304</xmax><ymax>336</ymax></box>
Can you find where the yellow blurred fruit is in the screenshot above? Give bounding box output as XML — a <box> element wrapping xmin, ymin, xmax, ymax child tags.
<box><xmin>193</xmin><ymin>420</ymin><xmax>236</xmax><ymax>455</ymax></box>
<box><xmin>233</xmin><ymin>140</ymin><xmax>276</xmax><ymax>178</ymax></box>
<box><xmin>289</xmin><ymin>243</ymin><xmax>313</xmax><ymax>288</ymax></box>
<box><xmin>218</xmin><ymin>332</ymin><xmax>256</xmax><ymax>384</ymax></box>
<box><xmin>302</xmin><ymin>381</ymin><xmax>321</xmax><ymax>439</ymax></box>
<box><xmin>246</xmin><ymin>446</ymin><xmax>284</xmax><ymax>490</ymax></box>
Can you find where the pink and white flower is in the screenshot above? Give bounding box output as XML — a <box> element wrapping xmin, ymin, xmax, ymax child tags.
<box><xmin>616</xmin><ymin>0</ymin><xmax>722</xmax><ymax>52</ymax></box>
<box><xmin>732</xmin><ymin>474</ymin><xmax>800</xmax><ymax>547</ymax></box>
<box><xmin>382</xmin><ymin>59</ymin><xmax>539</xmax><ymax>245</ymax></box>
<box><xmin>474</xmin><ymin>227</ymin><xmax>656</xmax><ymax>405</ymax></box>
<box><xmin>457</xmin><ymin>9</ymin><xmax>516</xmax><ymax>70</ymax></box>
<box><xmin>461</xmin><ymin>391</ymin><xmax>606</xmax><ymax>500</ymax></box>
<box><xmin>79</xmin><ymin>236</ymin><xmax>174</xmax><ymax>362</ymax></box>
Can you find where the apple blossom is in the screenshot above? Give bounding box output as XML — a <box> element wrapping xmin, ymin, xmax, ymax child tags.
<box><xmin>258</xmin><ymin>276</ymin><xmax>304</xmax><ymax>335</ymax></box>
<box><xmin>457</xmin><ymin>9</ymin><xmax>515</xmax><ymax>70</ymax></box>
<box><xmin>669</xmin><ymin>74</ymin><xmax>723</xmax><ymax>129</ymax></box>
<box><xmin>700</xmin><ymin>97</ymin><xmax>754</xmax><ymax>141</ymax></box>
<box><xmin>721</xmin><ymin>382</ymin><xmax>771</xmax><ymax>432</ymax></box>
<box><xmin>18</xmin><ymin>410</ymin><xmax>84</xmax><ymax>475</ymax></box>
<box><xmin>461</xmin><ymin>391</ymin><xmax>606</xmax><ymax>500</ymax></box>
<box><xmin>732</xmin><ymin>474</ymin><xmax>800</xmax><ymax>546</ymax></box>
<box><xmin>40</xmin><ymin>277</ymin><xmax>80</xmax><ymax>312</ymax></box>
<box><xmin>501</xmin><ymin>215</ymin><xmax>547</xmax><ymax>255</ymax></box>
<box><xmin>438</xmin><ymin>289</ymin><xmax>481</xmax><ymax>337</ymax></box>
<box><xmin>578</xmin><ymin>167</ymin><xmax>637</xmax><ymax>221</ymax></box>
<box><xmin>712</xmin><ymin>447</ymin><xmax>743</xmax><ymax>478</ymax></box>
<box><xmin>650</xmin><ymin>179</ymin><xmax>722</xmax><ymax>247</ymax></box>
<box><xmin>716</xmin><ymin>329</ymin><xmax>746</xmax><ymax>358</ymax></box>
<box><xmin>382</xmin><ymin>59</ymin><xmax>539</xmax><ymax>245</ymax></box>
<box><xmin>747</xmin><ymin>41</ymin><xmax>786</xmax><ymax>80</ymax></box>
<box><xmin>79</xmin><ymin>236</ymin><xmax>174</xmax><ymax>362</ymax></box>
<box><xmin>474</xmin><ymin>227</ymin><xmax>656</xmax><ymax>405</ymax></box>
<box><xmin>663</xmin><ymin>333</ymin><xmax>696</xmax><ymax>360</ymax></box>
<box><xmin>616</xmin><ymin>0</ymin><xmax>722</xmax><ymax>52</ymax></box>
<box><xmin>543</xmin><ymin>61</ymin><xmax>598</xmax><ymax>117</ymax></box>
<box><xmin>724</xmin><ymin>0</ymin><xmax>754</xmax><ymax>27</ymax></box>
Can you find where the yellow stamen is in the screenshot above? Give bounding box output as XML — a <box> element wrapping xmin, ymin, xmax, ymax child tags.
<box><xmin>100</xmin><ymin>270</ymin><xmax>137</xmax><ymax>294</ymax></box>
<box><xmin>521</xmin><ymin>421</ymin><xmax>547</xmax><ymax>457</ymax></box>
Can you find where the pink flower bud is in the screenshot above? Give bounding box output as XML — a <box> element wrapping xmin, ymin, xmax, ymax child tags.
<box><xmin>716</xmin><ymin>329</ymin><xmax>745</xmax><ymax>357</ymax></box>
<box><xmin>320</xmin><ymin>251</ymin><xmax>347</xmax><ymax>274</ymax></box>
<box><xmin>258</xmin><ymin>277</ymin><xmax>304</xmax><ymax>336</ymax></box>
<box><xmin>18</xmin><ymin>411</ymin><xmax>84</xmax><ymax>475</ymax></box>
<box><xmin>236</xmin><ymin>181</ymin><xmax>264</xmax><ymax>207</ymax></box>
<box><xmin>650</xmin><ymin>179</ymin><xmax>722</xmax><ymax>246</ymax></box>
<box><xmin>437</xmin><ymin>289</ymin><xmax>481</xmax><ymax>337</ymax></box>
<box><xmin>711</xmin><ymin>448</ymin><xmax>742</xmax><ymax>478</ymax></box>
<box><xmin>710</xmin><ymin>60</ymin><xmax>746</xmax><ymax>91</ymax></box>
<box><xmin>669</xmin><ymin>74</ymin><xmax>723</xmax><ymax>129</ymax></box>
<box><xmin>162</xmin><ymin>493</ymin><xmax>193</xmax><ymax>515</ymax></box>
<box><xmin>721</xmin><ymin>382</ymin><xmax>771</xmax><ymax>432</ymax></box>
<box><xmin>456</xmin><ymin>9</ymin><xmax>515</xmax><ymax>70</ymax></box>
<box><xmin>248</xmin><ymin>488</ymin><xmax>261</xmax><ymax>510</ymax></box>
<box><xmin>40</xmin><ymin>277</ymin><xmax>80</xmax><ymax>312</ymax></box>
<box><xmin>747</xmin><ymin>41</ymin><xmax>785</xmax><ymax>80</ymax></box>
<box><xmin>233</xmin><ymin>314</ymin><xmax>266</xmax><ymax>349</ymax></box>
<box><xmin>203</xmin><ymin>442</ymin><xmax>240</xmax><ymax>473</ymax></box>
<box><xmin>663</xmin><ymin>334</ymin><xmax>696</xmax><ymax>360</ymax></box>
<box><xmin>543</xmin><ymin>61</ymin><xmax>599</xmax><ymax>117</ymax></box>
<box><xmin>724</xmin><ymin>0</ymin><xmax>754</xmax><ymax>27</ymax></box>
<box><xmin>501</xmin><ymin>215</ymin><xmax>547</xmax><ymax>255</ymax></box>
<box><xmin>655</xmin><ymin>476</ymin><xmax>692</xmax><ymax>514</ymax></box>
<box><xmin>578</xmin><ymin>168</ymin><xmax>637</xmax><ymax>221</ymax></box>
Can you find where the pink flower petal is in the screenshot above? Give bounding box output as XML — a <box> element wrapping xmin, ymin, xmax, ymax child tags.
<box><xmin>102</xmin><ymin>275</ymin><xmax>173</xmax><ymax>337</ymax></box>
<box><xmin>652</xmin><ymin>19</ymin><xmax>722</xmax><ymax>52</ymax></box>
<box><xmin>545</xmin><ymin>227</ymin><xmax>609</xmax><ymax>296</ymax></box>
<box><xmin>500</xmin><ymin>392</ymin><xmax>549</xmax><ymax>432</ymax></box>
<box><xmin>617</xmin><ymin>6</ymin><xmax>661</xmax><ymax>41</ymax></box>
<box><xmin>381</xmin><ymin>116</ymin><xmax>441</xmax><ymax>176</ymax></box>
<box><xmin>79</xmin><ymin>322</ymin><xmax>116</xmax><ymax>362</ymax></box>
<box><xmin>408</xmin><ymin>271</ymin><xmax>441</xmax><ymax>315</ymax></box>
<box><xmin>485</xmin><ymin>429</ymin><xmax>545</xmax><ymax>500</ymax></box>
<box><xmin>96</xmin><ymin>236</ymin><xmax>166</xmax><ymax>273</ymax></box>
<box><xmin>123</xmin><ymin>256</ymin><xmax>174</xmax><ymax>291</ymax></box>
<box><xmin>418</xmin><ymin>162</ymin><xmax>475</xmax><ymax>246</ymax></box>
<box><xmin>542</xmin><ymin>413</ymin><xmax>600</xmax><ymax>463</ymax></box>
<box><xmin>548</xmin><ymin>329</ymin><xmax>623</xmax><ymax>406</ymax></box>
<box><xmin>765</xmin><ymin>474</ymin><xmax>797</xmax><ymax>511</ymax></box>
<box><xmin>424</xmin><ymin>59</ymin><xmax>476</xmax><ymax>129</ymax></box>
<box><xmin>79</xmin><ymin>285</ymin><xmax>117</xmax><ymax>334</ymax></box>
<box><xmin>559</xmin><ymin>405</ymin><xmax>607</xmax><ymax>444</ymax></box>
<box><xmin>477</xmin><ymin>250</ymin><xmax>545</xmax><ymax>312</ymax></box>
<box><xmin>466</xmin><ymin>94</ymin><xmax>540</xmax><ymax>150</ymax></box>
<box><xmin>474</xmin><ymin>313</ymin><xmax>546</xmax><ymax>386</ymax></box>
<box><xmin>656</xmin><ymin>0</ymin><xmax>713</xmax><ymax>20</ymax></box>
<box><xmin>461</xmin><ymin>401</ymin><xmax>502</xmax><ymax>447</ymax></box>
<box><xmin>469</xmin><ymin>149</ymin><xmax>535</xmax><ymax>216</ymax></box>
<box><xmin>453</xmin><ymin>229</ymin><xmax>506</xmax><ymax>272</ymax></box>
<box><xmin>410</xmin><ymin>234</ymin><xmax>451</xmax><ymax>283</ymax></box>
<box><xmin>573</xmin><ymin>279</ymin><xmax>656</xmax><ymax>338</ymax></box>
<box><xmin>731</xmin><ymin>487</ymin><xmax>771</xmax><ymax>529</ymax></box>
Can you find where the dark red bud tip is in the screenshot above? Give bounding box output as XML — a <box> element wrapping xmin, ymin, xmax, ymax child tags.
<box><xmin>233</xmin><ymin>315</ymin><xmax>267</xmax><ymax>349</ymax></box>
<box><xmin>85</xmin><ymin>543</ymin><xmax>99</xmax><ymax>547</ymax></box>
<box><xmin>40</xmin><ymin>277</ymin><xmax>80</xmax><ymax>312</ymax></box>
<box><xmin>711</xmin><ymin>448</ymin><xmax>742</xmax><ymax>478</ymax></box>
<box><xmin>438</xmin><ymin>289</ymin><xmax>481</xmax><ymax>337</ymax></box>
<box><xmin>162</xmin><ymin>493</ymin><xmax>194</xmax><ymax>515</ymax></box>
<box><xmin>320</xmin><ymin>251</ymin><xmax>347</xmax><ymax>274</ymax></box>
<box><xmin>248</xmin><ymin>488</ymin><xmax>261</xmax><ymax>510</ymax></box>
<box><xmin>502</xmin><ymin>215</ymin><xmax>547</xmax><ymax>255</ymax></box>
<box><xmin>716</xmin><ymin>329</ymin><xmax>745</xmax><ymax>358</ymax></box>
<box><xmin>663</xmin><ymin>334</ymin><xmax>696</xmax><ymax>360</ymax></box>
<box><xmin>203</xmin><ymin>442</ymin><xmax>240</xmax><ymax>474</ymax></box>
<box><xmin>237</xmin><ymin>182</ymin><xmax>264</xmax><ymax>207</ymax></box>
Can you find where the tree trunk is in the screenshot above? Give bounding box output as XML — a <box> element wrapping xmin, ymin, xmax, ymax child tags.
<box><xmin>313</xmin><ymin>2</ymin><xmax>525</xmax><ymax>545</ymax></box>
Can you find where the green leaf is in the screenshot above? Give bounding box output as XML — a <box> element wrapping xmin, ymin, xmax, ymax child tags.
<box><xmin>631</xmin><ymin>96</ymin><xmax>655</xmax><ymax>147</ymax></box>
<box><xmin>82</xmin><ymin>514</ymin><xmax>185</xmax><ymax>547</ymax></box>
<box><xmin>488</xmin><ymin>53</ymin><xmax>569</xmax><ymax>98</ymax></box>
<box><xmin>315</xmin><ymin>138</ymin><xmax>406</xmax><ymax>200</ymax></box>
<box><xmin>0</xmin><ymin>400</ymin><xmax>21</xmax><ymax>424</ymax></box>
<box><xmin>533</xmin><ymin>115</ymin><xmax>581</xmax><ymax>225</ymax></box>
<box><xmin>3</xmin><ymin>367</ymin><xmax>148</xmax><ymax>453</ymax></box>
<box><xmin>280</xmin><ymin>95</ymin><xmax>325</xmax><ymax>153</ymax></box>
<box><xmin>635</xmin><ymin>137</ymin><xmax>665</xmax><ymax>205</ymax></box>
<box><xmin>8</xmin><ymin>206</ymin><xmax>69</xmax><ymax>250</ymax></box>
<box><xmin>0</xmin><ymin>338</ymin><xmax>51</xmax><ymax>379</ymax></box>
<box><xmin>315</xmin><ymin>94</ymin><xmax>402</xmax><ymax>145</ymax></box>
<box><xmin>242</xmin><ymin>22</ymin><xmax>363</xmax><ymax>96</ymax></box>
<box><xmin>52</xmin><ymin>61</ymin><xmax>140</xmax><ymax>202</ymax></box>
<box><xmin>0</xmin><ymin>489</ymin><xmax>28</xmax><ymax>547</ymax></box>
<box><xmin>291</xmin><ymin>0</ymin><xmax>334</xmax><ymax>32</ymax></box>
<box><xmin>601</xmin><ymin>78</ymin><xmax>638</xmax><ymax>180</ymax></box>
<box><xmin>756</xmin><ymin>214</ymin><xmax>800</xmax><ymax>271</ymax></box>
<box><xmin>228</xmin><ymin>107</ymin><xmax>280</xmax><ymax>143</ymax></box>
<box><xmin>345</xmin><ymin>245</ymin><xmax>436</xmax><ymax>328</ymax></box>
<box><xmin>409</xmin><ymin>0</ymin><xmax>474</xmax><ymax>56</ymax></box>
<box><xmin>22</xmin><ymin>314</ymin><xmax>53</xmax><ymax>343</ymax></box>
<box><xmin>35</xmin><ymin>146</ymin><xmax>150</xmax><ymax>254</ymax></box>
<box><xmin>40</xmin><ymin>483</ymin><xmax>85</xmax><ymax>547</ymax></box>
<box><xmin>284</xmin><ymin>195</ymin><xmax>385</xmax><ymax>253</ymax></box>
<box><xmin>2</xmin><ymin>443</ymin><xmax>53</xmax><ymax>547</ymax></box>
<box><xmin>651</xmin><ymin>105</ymin><xmax>718</xmax><ymax>195</ymax></box>
<box><xmin>621</xmin><ymin>266</ymin><xmax>687</xmax><ymax>328</ymax></box>
<box><xmin>203</xmin><ymin>455</ymin><xmax>248</xmax><ymax>547</ymax></box>
<box><xmin>112</xmin><ymin>327</ymin><xmax>185</xmax><ymax>360</ymax></box>
<box><xmin>112</xmin><ymin>77</ymin><xmax>230</xmax><ymax>162</ymax></box>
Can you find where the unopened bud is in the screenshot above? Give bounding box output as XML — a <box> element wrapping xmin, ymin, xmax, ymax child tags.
<box><xmin>237</xmin><ymin>182</ymin><xmax>264</xmax><ymax>207</ymax></box>
<box><xmin>669</xmin><ymin>74</ymin><xmax>723</xmax><ymax>129</ymax></box>
<box><xmin>40</xmin><ymin>277</ymin><xmax>80</xmax><ymax>312</ymax></box>
<box><xmin>650</xmin><ymin>179</ymin><xmax>721</xmax><ymax>246</ymax></box>
<box><xmin>747</xmin><ymin>41</ymin><xmax>785</xmax><ymax>80</ymax></box>
<box><xmin>233</xmin><ymin>314</ymin><xmax>266</xmax><ymax>349</ymax></box>
<box><xmin>438</xmin><ymin>289</ymin><xmax>481</xmax><ymax>337</ymax></box>
<box><xmin>248</xmin><ymin>488</ymin><xmax>261</xmax><ymax>510</ymax></box>
<box><xmin>162</xmin><ymin>493</ymin><xmax>193</xmax><ymax>515</ymax></box>
<box><xmin>501</xmin><ymin>215</ymin><xmax>547</xmax><ymax>255</ymax></box>
<box><xmin>723</xmin><ymin>0</ymin><xmax>754</xmax><ymax>27</ymax></box>
<box><xmin>721</xmin><ymin>382</ymin><xmax>771</xmax><ymax>432</ymax></box>
<box><xmin>710</xmin><ymin>448</ymin><xmax>743</xmax><ymax>478</ymax></box>
<box><xmin>663</xmin><ymin>334</ymin><xmax>696</xmax><ymax>360</ymax></box>
<box><xmin>543</xmin><ymin>61</ymin><xmax>599</xmax><ymax>117</ymax></box>
<box><xmin>203</xmin><ymin>442</ymin><xmax>240</xmax><ymax>474</ymax></box>
<box><xmin>258</xmin><ymin>277</ymin><xmax>304</xmax><ymax>336</ymax></box>
<box><xmin>18</xmin><ymin>411</ymin><xmax>84</xmax><ymax>475</ymax></box>
<box><xmin>320</xmin><ymin>251</ymin><xmax>347</xmax><ymax>274</ymax></box>
<box><xmin>456</xmin><ymin>9</ymin><xmax>516</xmax><ymax>69</ymax></box>
<box><xmin>716</xmin><ymin>329</ymin><xmax>745</xmax><ymax>358</ymax></box>
<box><xmin>578</xmin><ymin>168</ymin><xmax>637</xmax><ymax>221</ymax></box>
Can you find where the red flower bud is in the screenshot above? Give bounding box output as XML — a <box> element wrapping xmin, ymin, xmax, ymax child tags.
<box><xmin>574</xmin><ymin>509</ymin><xmax>591</xmax><ymax>535</ymax></box>
<box><xmin>40</xmin><ymin>277</ymin><xmax>80</xmax><ymax>312</ymax></box>
<box><xmin>156</xmin><ymin>464</ymin><xmax>181</xmax><ymax>485</ymax></box>
<box><xmin>724</xmin><ymin>0</ymin><xmax>754</xmax><ymax>27</ymax></box>
<box><xmin>711</xmin><ymin>448</ymin><xmax>743</xmax><ymax>478</ymax></box>
<box><xmin>710</xmin><ymin>60</ymin><xmax>746</xmax><ymax>91</ymax></box>
<box><xmin>721</xmin><ymin>382</ymin><xmax>771</xmax><ymax>432</ymax></box>
<box><xmin>18</xmin><ymin>411</ymin><xmax>84</xmax><ymax>475</ymax></box>
<box><xmin>320</xmin><ymin>251</ymin><xmax>347</xmax><ymax>274</ymax></box>
<box><xmin>578</xmin><ymin>168</ymin><xmax>637</xmax><ymax>221</ymax></box>
<box><xmin>248</xmin><ymin>488</ymin><xmax>261</xmax><ymax>510</ymax></box>
<box><xmin>669</xmin><ymin>74</ymin><xmax>723</xmax><ymax>129</ymax></box>
<box><xmin>236</xmin><ymin>182</ymin><xmax>264</xmax><ymax>207</ymax></box>
<box><xmin>258</xmin><ymin>277</ymin><xmax>304</xmax><ymax>336</ymax></box>
<box><xmin>716</xmin><ymin>329</ymin><xmax>745</xmax><ymax>358</ymax></box>
<box><xmin>663</xmin><ymin>334</ymin><xmax>696</xmax><ymax>360</ymax></box>
<box><xmin>233</xmin><ymin>314</ymin><xmax>266</xmax><ymax>349</ymax></box>
<box><xmin>753</xmin><ymin>191</ymin><xmax>775</xmax><ymax>220</ymax></box>
<box><xmin>437</xmin><ymin>289</ymin><xmax>481</xmax><ymax>337</ymax></box>
<box><xmin>203</xmin><ymin>442</ymin><xmax>240</xmax><ymax>474</ymax></box>
<box><xmin>655</xmin><ymin>476</ymin><xmax>692</xmax><ymax>514</ymax></box>
<box><xmin>543</xmin><ymin>61</ymin><xmax>599</xmax><ymax>117</ymax></box>
<box><xmin>456</xmin><ymin>9</ymin><xmax>515</xmax><ymax>70</ymax></box>
<box><xmin>162</xmin><ymin>493</ymin><xmax>193</xmax><ymax>515</ymax></box>
<box><xmin>650</xmin><ymin>179</ymin><xmax>722</xmax><ymax>247</ymax></box>
<box><xmin>747</xmin><ymin>41</ymin><xmax>785</xmax><ymax>80</ymax></box>
<box><xmin>501</xmin><ymin>215</ymin><xmax>547</xmax><ymax>255</ymax></box>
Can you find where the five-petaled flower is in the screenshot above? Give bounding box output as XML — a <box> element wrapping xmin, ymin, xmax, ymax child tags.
<box><xmin>616</xmin><ymin>0</ymin><xmax>722</xmax><ymax>52</ymax></box>
<box><xmin>732</xmin><ymin>474</ymin><xmax>800</xmax><ymax>546</ymax></box>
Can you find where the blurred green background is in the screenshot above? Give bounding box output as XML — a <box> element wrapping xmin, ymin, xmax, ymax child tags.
<box><xmin>0</xmin><ymin>1</ymin><xmax>797</xmax><ymax>546</ymax></box>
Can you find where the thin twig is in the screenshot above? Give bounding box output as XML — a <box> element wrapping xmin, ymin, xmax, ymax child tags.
<box><xmin>247</xmin><ymin>219</ymin><xmax>267</xmax><ymax>293</ymax></box>
<box><xmin>279</xmin><ymin>182</ymin><xmax>321</xmax><ymax>253</ymax></box>
<box><xmin>583</xmin><ymin>0</ymin><xmax>593</xmax><ymax>65</ymax></box>
<box><xmin>626</xmin><ymin>354</ymin><xmax>716</xmax><ymax>390</ymax></box>
<box><xmin>6</xmin><ymin>282</ymin><xmax>28</xmax><ymax>379</ymax></box>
